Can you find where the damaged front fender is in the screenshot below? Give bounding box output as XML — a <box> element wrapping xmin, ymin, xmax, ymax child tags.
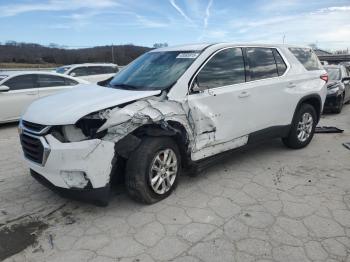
<box><xmin>97</xmin><ymin>94</ymin><xmax>218</xmax><ymax>156</ymax></box>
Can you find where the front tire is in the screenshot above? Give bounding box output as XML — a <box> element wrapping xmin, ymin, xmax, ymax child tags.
<box><xmin>125</xmin><ymin>137</ymin><xmax>181</xmax><ymax>204</ymax></box>
<box><xmin>282</xmin><ymin>104</ymin><xmax>317</xmax><ymax>149</ymax></box>
<box><xmin>333</xmin><ymin>94</ymin><xmax>344</xmax><ymax>114</ymax></box>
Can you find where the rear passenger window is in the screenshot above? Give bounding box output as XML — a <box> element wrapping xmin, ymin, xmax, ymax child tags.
<box><xmin>70</xmin><ymin>67</ymin><xmax>88</xmax><ymax>77</ymax></box>
<box><xmin>197</xmin><ymin>48</ymin><xmax>246</xmax><ymax>89</ymax></box>
<box><xmin>289</xmin><ymin>48</ymin><xmax>322</xmax><ymax>71</ymax></box>
<box><xmin>273</xmin><ymin>50</ymin><xmax>287</xmax><ymax>76</ymax></box>
<box><xmin>87</xmin><ymin>67</ymin><xmax>105</xmax><ymax>75</ymax></box>
<box><xmin>65</xmin><ymin>78</ymin><xmax>79</xmax><ymax>86</ymax></box>
<box><xmin>246</xmin><ymin>48</ymin><xmax>278</xmax><ymax>81</ymax></box>
<box><xmin>3</xmin><ymin>75</ymin><xmax>36</xmax><ymax>90</ymax></box>
<box><xmin>103</xmin><ymin>66</ymin><xmax>119</xmax><ymax>74</ymax></box>
<box><xmin>38</xmin><ymin>75</ymin><xmax>66</xmax><ymax>87</ymax></box>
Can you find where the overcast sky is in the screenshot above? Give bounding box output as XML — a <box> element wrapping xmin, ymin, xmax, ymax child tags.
<box><xmin>0</xmin><ymin>0</ymin><xmax>349</xmax><ymax>50</ymax></box>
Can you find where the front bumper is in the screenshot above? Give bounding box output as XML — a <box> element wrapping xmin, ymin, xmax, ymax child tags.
<box><xmin>324</xmin><ymin>93</ymin><xmax>340</xmax><ymax>109</ymax></box>
<box><xmin>21</xmin><ymin>133</ymin><xmax>115</xmax><ymax>200</ymax></box>
<box><xmin>31</xmin><ymin>169</ymin><xmax>110</xmax><ymax>206</ymax></box>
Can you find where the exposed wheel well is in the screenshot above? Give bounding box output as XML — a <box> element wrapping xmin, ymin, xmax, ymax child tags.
<box><xmin>297</xmin><ymin>95</ymin><xmax>322</xmax><ymax>123</ymax></box>
<box><xmin>116</xmin><ymin>121</ymin><xmax>191</xmax><ymax>166</ymax></box>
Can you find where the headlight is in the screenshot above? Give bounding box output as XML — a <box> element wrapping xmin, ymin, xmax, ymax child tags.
<box><xmin>75</xmin><ymin>110</ymin><xmax>111</xmax><ymax>139</ymax></box>
<box><xmin>62</xmin><ymin>125</ymin><xmax>87</xmax><ymax>142</ymax></box>
<box><xmin>327</xmin><ymin>86</ymin><xmax>339</xmax><ymax>95</ymax></box>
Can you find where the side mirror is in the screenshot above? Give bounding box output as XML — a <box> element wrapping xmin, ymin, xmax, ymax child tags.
<box><xmin>70</xmin><ymin>72</ymin><xmax>76</xmax><ymax>77</ymax></box>
<box><xmin>191</xmin><ymin>77</ymin><xmax>205</xmax><ymax>93</ymax></box>
<box><xmin>0</xmin><ymin>85</ymin><xmax>9</xmax><ymax>92</ymax></box>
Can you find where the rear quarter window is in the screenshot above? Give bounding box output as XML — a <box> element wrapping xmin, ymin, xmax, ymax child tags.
<box><xmin>289</xmin><ymin>48</ymin><xmax>322</xmax><ymax>71</ymax></box>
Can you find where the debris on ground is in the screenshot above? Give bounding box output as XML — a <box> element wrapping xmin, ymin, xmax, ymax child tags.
<box><xmin>0</xmin><ymin>220</ymin><xmax>48</xmax><ymax>261</ymax></box>
<box><xmin>343</xmin><ymin>142</ymin><xmax>350</xmax><ymax>150</ymax></box>
<box><xmin>315</xmin><ymin>126</ymin><xmax>344</xmax><ymax>133</ymax></box>
<box><xmin>48</xmin><ymin>234</ymin><xmax>54</xmax><ymax>249</ymax></box>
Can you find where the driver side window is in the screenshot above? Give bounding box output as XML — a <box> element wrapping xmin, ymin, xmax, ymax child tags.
<box><xmin>197</xmin><ymin>48</ymin><xmax>246</xmax><ymax>90</ymax></box>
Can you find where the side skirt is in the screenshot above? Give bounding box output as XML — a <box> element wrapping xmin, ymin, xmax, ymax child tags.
<box><xmin>188</xmin><ymin>125</ymin><xmax>291</xmax><ymax>173</ymax></box>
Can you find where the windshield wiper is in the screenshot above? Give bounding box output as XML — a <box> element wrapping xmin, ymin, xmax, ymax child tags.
<box><xmin>109</xmin><ymin>83</ymin><xmax>139</xmax><ymax>90</ymax></box>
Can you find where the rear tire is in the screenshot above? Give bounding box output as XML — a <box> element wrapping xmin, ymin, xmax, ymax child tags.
<box><xmin>282</xmin><ymin>103</ymin><xmax>317</xmax><ymax>149</ymax></box>
<box><xmin>125</xmin><ymin>137</ymin><xmax>181</xmax><ymax>204</ymax></box>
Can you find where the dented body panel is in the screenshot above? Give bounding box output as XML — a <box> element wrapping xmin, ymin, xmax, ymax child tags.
<box><xmin>27</xmin><ymin>135</ymin><xmax>115</xmax><ymax>189</ymax></box>
<box><xmin>22</xmin><ymin>85</ymin><xmax>161</xmax><ymax>125</ymax></box>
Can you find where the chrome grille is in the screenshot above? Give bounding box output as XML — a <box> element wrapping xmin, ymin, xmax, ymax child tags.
<box><xmin>20</xmin><ymin>133</ymin><xmax>44</xmax><ymax>164</ymax></box>
<box><xmin>19</xmin><ymin>120</ymin><xmax>51</xmax><ymax>166</ymax></box>
<box><xmin>22</xmin><ymin>120</ymin><xmax>47</xmax><ymax>133</ymax></box>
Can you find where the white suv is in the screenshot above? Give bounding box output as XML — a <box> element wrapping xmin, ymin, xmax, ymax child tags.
<box><xmin>56</xmin><ymin>63</ymin><xmax>119</xmax><ymax>83</ymax></box>
<box><xmin>19</xmin><ymin>43</ymin><xmax>327</xmax><ymax>205</ymax></box>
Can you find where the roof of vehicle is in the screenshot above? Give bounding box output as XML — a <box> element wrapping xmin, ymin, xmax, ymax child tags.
<box><xmin>151</xmin><ymin>43</ymin><xmax>312</xmax><ymax>52</ymax></box>
<box><xmin>58</xmin><ymin>63</ymin><xmax>118</xmax><ymax>68</ymax></box>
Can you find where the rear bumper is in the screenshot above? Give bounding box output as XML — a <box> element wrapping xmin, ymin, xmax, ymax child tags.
<box><xmin>31</xmin><ymin>169</ymin><xmax>110</xmax><ymax>206</ymax></box>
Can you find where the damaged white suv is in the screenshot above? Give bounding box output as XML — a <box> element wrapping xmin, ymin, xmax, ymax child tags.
<box><xmin>19</xmin><ymin>43</ymin><xmax>327</xmax><ymax>205</ymax></box>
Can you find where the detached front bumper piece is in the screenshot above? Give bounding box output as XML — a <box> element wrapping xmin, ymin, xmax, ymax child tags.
<box><xmin>22</xmin><ymin>134</ymin><xmax>116</xmax><ymax>205</ymax></box>
<box><xmin>30</xmin><ymin>169</ymin><xmax>111</xmax><ymax>206</ymax></box>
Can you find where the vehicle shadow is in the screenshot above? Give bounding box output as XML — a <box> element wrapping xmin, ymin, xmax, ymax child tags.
<box><xmin>0</xmin><ymin>122</ymin><xmax>19</xmax><ymax>130</ymax></box>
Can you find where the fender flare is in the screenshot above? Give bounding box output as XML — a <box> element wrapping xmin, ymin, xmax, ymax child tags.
<box><xmin>292</xmin><ymin>94</ymin><xmax>322</xmax><ymax>124</ymax></box>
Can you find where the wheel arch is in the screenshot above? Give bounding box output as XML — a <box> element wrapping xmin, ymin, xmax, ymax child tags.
<box><xmin>293</xmin><ymin>94</ymin><xmax>322</xmax><ymax>124</ymax></box>
<box><xmin>114</xmin><ymin>121</ymin><xmax>192</xmax><ymax>167</ymax></box>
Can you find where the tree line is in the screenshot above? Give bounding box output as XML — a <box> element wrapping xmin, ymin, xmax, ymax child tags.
<box><xmin>0</xmin><ymin>41</ymin><xmax>152</xmax><ymax>66</ymax></box>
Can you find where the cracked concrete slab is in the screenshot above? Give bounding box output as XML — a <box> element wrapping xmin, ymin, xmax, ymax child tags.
<box><xmin>1</xmin><ymin>106</ymin><xmax>350</xmax><ymax>262</ymax></box>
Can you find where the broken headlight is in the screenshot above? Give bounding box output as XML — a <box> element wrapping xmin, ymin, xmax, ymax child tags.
<box><xmin>75</xmin><ymin>110</ymin><xmax>110</xmax><ymax>139</ymax></box>
<box><xmin>50</xmin><ymin>110</ymin><xmax>112</xmax><ymax>143</ymax></box>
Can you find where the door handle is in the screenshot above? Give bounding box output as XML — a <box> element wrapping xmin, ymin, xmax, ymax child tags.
<box><xmin>288</xmin><ymin>82</ymin><xmax>296</xmax><ymax>88</ymax></box>
<box><xmin>238</xmin><ymin>91</ymin><xmax>250</xmax><ymax>98</ymax></box>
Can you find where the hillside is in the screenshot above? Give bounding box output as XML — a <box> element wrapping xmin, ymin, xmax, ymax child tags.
<box><xmin>0</xmin><ymin>43</ymin><xmax>151</xmax><ymax>66</ymax></box>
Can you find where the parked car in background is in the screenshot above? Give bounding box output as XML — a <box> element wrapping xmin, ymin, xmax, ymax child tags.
<box><xmin>0</xmin><ymin>71</ymin><xmax>89</xmax><ymax>123</ymax></box>
<box><xmin>56</xmin><ymin>63</ymin><xmax>119</xmax><ymax>83</ymax></box>
<box><xmin>324</xmin><ymin>65</ymin><xmax>350</xmax><ymax>113</ymax></box>
<box><xmin>20</xmin><ymin>43</ymin><xmax>327</xmax><ymax>205</ymax></box>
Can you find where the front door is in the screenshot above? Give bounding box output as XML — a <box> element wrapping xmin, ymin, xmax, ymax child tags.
<box><xmin>187</xmin><ymin>47</ymin><xmax>252</xmax><ymax>160</ymax></box>
<box><xmin>0</xmin><ymin>74</ymin><xmax>39</xmax><ymax>122</ymax></box>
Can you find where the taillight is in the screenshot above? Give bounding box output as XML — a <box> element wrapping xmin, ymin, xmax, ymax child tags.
<box><xmin>320</xmin><ymin>73</ymin><xmax>328</xmax><ymax>83</ymax></box>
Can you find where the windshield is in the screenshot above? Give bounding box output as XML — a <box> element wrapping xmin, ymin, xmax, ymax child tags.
<box><xmin>56</xmin><ymin>66</ymin><xmax>70</xmax><ymax>74</ymax></box>
<box><xmin>109</xmin><ymin>51</ymin><xmax>200</xmax><ymax>91</ymax></box>
<box><xmin>0</xmin><ymin>75</ymin><xmax>8</xmax><ymax>81</ymax></box>
<box><xmin>325</xmin><ymin>68</ymin><xmax>341</xmax><ymax>81</ymax></box>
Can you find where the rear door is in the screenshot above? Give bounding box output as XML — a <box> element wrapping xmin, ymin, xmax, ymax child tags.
<box><xmin>37</xmin><ymin>74</ymin><xmax>78</xmax><ymax>98</ymax></box>
<box><xmin>0</xmin><ymin>74</ymin><xmax>39</xmax><ymax>122</ymax></box>
<box><xmin>243</xmin><ymin>47</ymin><xmax>293</xmax><ymax>131</ymax></box>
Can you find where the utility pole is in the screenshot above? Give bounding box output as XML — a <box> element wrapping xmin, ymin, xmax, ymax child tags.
<box><xmin>111</xmin><ymin>43</ymin><xmax>115</xmax><ymax>63</ymax></box>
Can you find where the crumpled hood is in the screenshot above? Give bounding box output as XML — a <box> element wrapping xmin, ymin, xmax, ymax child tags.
<box><xmin>22</xmin><ymin>85</ymin><xmax>161</xmax><ymax>125</ymax></box>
